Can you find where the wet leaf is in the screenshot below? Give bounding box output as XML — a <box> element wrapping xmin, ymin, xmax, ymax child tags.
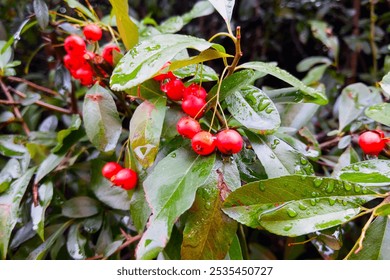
<box><xmin>62</xmin><ymin>196</ymin><xmax>100</xmax><ymax>218</ymax></box>
<box><xmin>338</xmin><ymin>83</ymin><xmax>381</xmax><ymax>131</ymax></box>
<box><xmin>309</xmin><ymin>227</ymin><xmax>343</xmax><ymax>260</ymax></box>
<box><xmin>136</xmin><ymin>147</ymin><xmax>215</xmax><ymax>260</ymax></box>
<box><xmin>110</xmin><ymin>34</ymin><xmax>218</xmax><ymax>91</ymax></box>
<box><xmin>348</xmin><ymin>216</ymin><xmax>390</xmax><ymax>260</ymax></box>
<box><xmin>223</xmin><ymin>175</ymin><xmax>377</xmax><ymax>236</ymax></box>
<box><xmin>129</xmin><ymin>98</ymin><xmax>166</xmax><ymax>168</ymax></box>
<box><xmin>27</xmin><ymin>221</ymin><xmax>73</xmax><ymax>260</ymax></box>
<box><xmin>281</xmin><ymin>103</ymin><xmax>320</xmax><ymax>130</ymax></box>
<box><xmin>83</xmin><ymin>84</ymin><xmax>122</xmax><ymax>152</ymax></box>
<box><xmin>33</xmin><ymin>0</ymin><xmax>49</xmax><ymax>29</ymax></box>
<box><xmin>181</xmin><ymin>160</ymin><xmax>238</xmax><ymax>260</ymax></box>
<box><xmin>374</xmin><ymin>204</ymin><xmax>390</xmax><ymax>217</ymax></box>
<box><xmin>227</xmin><ymin>235</ymin><xmax>243</xmax><ymax>260</ymax></box>
<box><xmin>332</xmin><ymin>146</ymin><xmax>360</xmax><ymax>177</ymax></box>
<box><xmin>52</xmin><ymin>114</ymin><xmax>82</xmax><ymax>153</ymax></box>
<box><xmin>0</xmin><ymin>135</ymin><xmax>27</xmax><ymax>157</ymax></box>
<box><xmin>0</xmin><ymin>168</ymin><xmax>35</xmax><ymax>259</ymax></box>
<box><xmin>31</xmin><ymin>181</ymin><xmax>53</xmax><ymax>240</ymax></box>
<box><xmin>365</xmin><ymin>103</ymin><xmax>390</xmax><ymax>127</ymax></box>
<box><xmin>379</xmin><ymin>72</ymin><xmax>390</xmax><ymax>97</ymax></box>
<box><xmin>207</xmin><ymin>0</ymin><xmax>235</xmax><ymax>28</ymax></box>
<box><xmin>338</xmin><ymin>160</ymin><xmax>390</xmax><ymax>185</ymax></box>
<box><xmin>309</xmin><ymin>20</ymin><xmax>339</xmax><ymax>59</ymax></box>
<box><xmin>182</xmin><ymin>1</ymin><xmax>214</xmax><ymax>24</ymax></box>
<box><xmin>64</xmin><ymin>0</ymin><xmax>98</xmax><ymax>21</ymax></box>
<box><xmin>225</xmin><ymin>86</ymin><xmax>280</xmax><ymax>134</ymax></box>
<box><xmin>297</xmin><ymin>56</ymin><xmax>332</xmax><ymax>72</ymax></box>
<box><xmin>34</xmin><ymin>153</ymin><xmax>66</xmax><ymax>184</ymax></box>
<box><xmin>108</xmin><ymin>0</ymin><xmax>138</xmax><ymax>50</ymax></box>
<box><xmin>66</xmin><ymin>223</ymin><xmax>87</xmax><ymax>260</ymax></box>
<box><xmin>247</xmin><ymin>131</ymin><xmax>314</xmax><ymax>178</ymax></box>
<box><xmin>239</xmin><ymin>61</ymin><xmax>328</xmax><ymax>105</ymax></box>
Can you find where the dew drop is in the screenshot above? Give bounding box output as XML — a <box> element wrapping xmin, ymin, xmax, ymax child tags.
<box><xmin>283</xmin><ymin>224</ymin><xmax>293</xmax><ymax>231</ymax></box>
<box><xmin>286</xmin><ymin>208</ymin><xmax>298</xmax><ymax>218</ymax></box>
<box><xmin>352</xmin><ymin>165</ymin><xmax>360</xmax><ymax>171</ymax></box>
<box><xmin>354</xmin><ymin>185</ymin><xmax>361</xmax><ymax>193</ymax></box>
<box><xmin>298</xmin><ymin>203</ymin><xmax>307</xmax><ymax>210</ymax></box>
<box><xmin>171</xmin><ymin>153</ymin><xmax>176</xmax><ymax>158</ymax></box>
<box><xmin>258</xmin><ymin>100</ymin><xmax>271</xmax><ymax>111</ymax></box>
<box><xmin>265</xmin><ymin>107</ymin><xmax>274</xmax><ymax>114</ymax></box>
<box><xmin>313</xmin><ymin>177</ymin><xmax>323</xmax><ymax>188</ymax></box>
<box><xmin>310</xmin><ymin>199</ymin><xmax>317</xmax><ymax>206</ymax></box>
<box><xmin>325</xmin><ymin>181</ymin><xmax>335</xmax><ymax>193</ymax></box>
<box><xmin>300</xmin><ymin>157</ymin><xmax>308</xmax><ymax>165</ymax></box>
<box><xmin>258</xmin><ymin>182</ymin><xmax>266</xmax><ymax>192</ymax></box>
<box><xmin>343</xmin><ymin>182</ymin><xmax>352</xmax><ymax>191</ymax></box>
<box><xmin>270</xmin><ymin>139</ymin><xmax>280</xmax><ymax>149</ymax></box>
<box><xmin>328</xmin><ymin>198</ymin><xmax>336</xmax><ymax>206</ymax></box>
<box><xmin>342</xmin><ymin>200</ymin><xmax>348</xmax><ymax>206</ymax></box>
<box><xmin>311</xmin><ymin>191</ymin><xmax>318</xmax><ymax>197</ymax></box>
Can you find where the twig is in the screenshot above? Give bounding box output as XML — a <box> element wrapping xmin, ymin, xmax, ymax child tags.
<box><xmin>319</xmin><ymin>137</ymin><xmax>341</xmax><ymax>149</ymax></box>
<box><xmin>369</xmin><ymin>0</ymin><xmax>378</xmax><ymax>79</ymax></box>
<box><xmin>227</xmin><ymin>26</ymin><xmax>242</xmax><ymax>77</ymax></box>
<box><xmin>0</xmin><ymin>79</ymin><xmax>30</xmax><ymax>135</ymax></box>
<box><xmin>7</xmin><ymin>76</ymin><xmax>59</xmax><ymax>96</ymax></box>
<box><xmin>9</xmin><ymin>87</ymin><xmax>72</xmax><ymax>115</ymax></box>
<box><xmin>0</xmin><ymin>99</ymin><xmax>21</xmax><ymax>105</ymax></box>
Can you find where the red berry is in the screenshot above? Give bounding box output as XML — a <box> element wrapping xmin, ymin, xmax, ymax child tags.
<box><xmin>215</xmin><ymin>129</ymin><xmax>243</xmax><ymax>154</ymax></box>
<box><xmin>83</xmin><ymin>24</ymin><xmax>102</xmax><ymax>41</ymax></box>
<box><xmin>161</xmin><ymin>78</ymin><xmax>185</xmax><ymax>101</ymax></box>
<box><xmin>112</xmin><ymin>168</ymin><xmax>138</xmax><ymax>190</ymax></box>
<box><xmin>102</xmin><ymin>162</ymin><xmax>122</xmax><ymax>179</ymax></box>
<box><xmin>64</xmin><ymin>35</ymin><xmax>86</xmax><ymax>56</ymax></box>
<box><xmin>177</xmin><ymin>116</ymin><xmax>201</xmax><ymax>139</ymax></box>
<box><xmin>153</xmin><ymin>62</ymin><xmax>175</xmax><ymax>81</ymax></box>
<box><xmin>183</xmin><ymin>83</ymin><xmax>207</xmax><ymax>99</ymax></box>
<box><xmin>191</xmin><ymin>131</ymin><xmax>216</xmax><ymax>156</ymax></box>
<box><xmin>358</xmin><ymin>130</ymin><xmax>386</xmax><ymax>155</ymax></box>
<box><xmin>182</xmin><ymin>95</ymin><xmax>206</xmax><ymax>119</ymax></box>
<box><xmin>63</xmin><ymin>54</ymin><xmax>86</xmax><ymax>71</ymax></box>
<box><xmin>76</xmin><ymin>66</ymin><xmax>94</xmax><ymax>86</ymax></box>
<box><xmin>102</xmin><ymin>44</ymin><xmax>120</xmax><ymax>65</ymax></box>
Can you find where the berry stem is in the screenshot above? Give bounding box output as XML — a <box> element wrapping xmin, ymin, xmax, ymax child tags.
<box><xmin>227</xmin><ymin>26</ymin><xmax>242</xmax><ymax>77</ymax></box>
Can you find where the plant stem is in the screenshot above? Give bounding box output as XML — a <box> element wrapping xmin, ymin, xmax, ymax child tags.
<box><xmin>7</xmin><ymin>76</ymin><xmax>59</xmax><ymax>96</ymax></box>
<box><xmin>9</xmin><ymin>87</ymin><xmax>72</xmax><ymax>115</ymax></box>
<box><xmin>227</xmin><ymin>26</ymin><xmax>242</xmax><ymax>77</ymax></box>
<box><xmin>237</xmin><ymin>225</ymin><xmax>249</xmax><ymax>260</ymax></box>
<box><xmin>369</xmin><ymin>0</ymin><xmax>378</xmax><ymax>79</ymax></box>
<box><xmin>0</xmin><ymin>79</ymin><xmax>30</xmax><ymax>135</ymax></box>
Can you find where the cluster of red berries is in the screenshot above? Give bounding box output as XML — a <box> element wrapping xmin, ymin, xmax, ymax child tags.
<box><xmin>358</xmin><ymin>129</ymin><xmax>389</xmax><ymax>156</ymax></box>
<box><xmin>154</xmin><ymin>62</ymin><xmax>243</xmax><ymax>156</ymax></box>
<box><xmin>63</xmin><ymin>23</ymin><xmax>120</xmax><ymax>86</ymax></box>
<box><xmin>101</xmin><ymin>162</ymin><xmax>138</xmax><ymax>190</ymax></box>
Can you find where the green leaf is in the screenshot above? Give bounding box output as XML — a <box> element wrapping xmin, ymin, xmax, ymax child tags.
<box><xmin>31</xmin><ymin>181</ymin><xmax>53</xmax><ymax>240</ymax></box>
<box><xmin>223</xmin><ymin>175</ymin><xmax>376</xmax><ymax>237</ymax></box>
<box><xmin>34</xmin><ymin>153</ymin><xmax>66</xmax><ymax>184</ymax></box>
<box><xmin>374</xmin><ymin>204</ymin><xmax>390</xmax><ymax>216</ymax></box>
<box><xmin>281</xmin><ymin>103</ymin><xmax>320</xmax><ymax>130</ymax></box>
<box><xmin>225</xmin><ymin>86</ymin><xmax>280</xmax><ymax>134</ymax></box>
<box><xmin>263</xmin><ymin>87</ymin><xmax>305</xmax><ymax>103</ymax></box>
<box><xmin>52</xmin><ymin>114</ymin><xmax>82</xmax><ymax>153</ymax></box>
<box><xmin>172</xmin><ymin>63</ymin><xmax>218</xmax><ymax>82</ymax></box>
<box><xmin>301</xmin><ymin>64</ymin><xmax>329</xmax><ymax>85</ymax></box>
<box><xmin>0</xmin><ymin>168</ymin><xmax>35</xmax><ymax>259</ymax></box>
<box><xmin>64</xmin><ymin>0</ymin><xmax>98</xmax><ymax>21</ymax></box>
<box><xmin>33</xmin><ymin>0</ymin><xmax>49</xmax><ymax>29</ymax></box>
<box><xmin>27</xmin><ymin>221</ymin><xmax>73</xmax><ymax>260</ymax></box>
<box><xmin>247</xmin><ymin>132</ymin><xmax>314</xmax><ymax>178</ymax></box>
<box><xmin>0</xmin><ymin>41</ymin><xmax>13</xmax><ymax>69</ymax></box>
<box><xmin>338</xmin><ymin>83</ymin><xmax>382</xmax><ymax>131</ymax></box>
<box><xmin>108</xmin><ymin>0</ymin><xmax>138</xmax><ymax>50</ymax></box>
<box><xmin>0</xmin><ymin>135</ymin><xmax>27</xmax><ymax>157</ymax></box>
<box><xmin>182</xmin><ymin>1</ymin><xmax>215</xmax><ymax>24</ymax></box>
<box><xmin>157</xmin><ymin>16</ymin><xmax>184</xmax><ymax>34</ymax></box>
<box><xmin>239</xmin><ymin>61</ymin><xmax>328</xmax><ymax>105</ymax></box>
<box><xmin>207</xmin><ymin>0</ymin><xmax>235</xmax><ymax>28</ymax></box>
<box><xmin>379</xmin><ymin>72</ymin><xmax>390</xmax><ymax>97</ymax></box>
<box><xmin>348</xmin><ymin>216</ymin><xmax>390</xmax><ymax>260</ymax></box>
<box><xmin>181</xmin><ymin>160</ymin><xmax>238</xmax><ymax>260</ymax></box>
<box><xmin>130</xmin><ymin>185</ymin><xmax>151</xmax><ymax>233</ymax></box>
<box><xmin>227</xmin><ymin>235</ymin><xmax>243</xmax><ymax>260</ymax></box>
<box><xmin>83</xmin><ymin>84</ymin><xmax>122</xmax><ymax>152</ymax></box>
<box><xmin>136</xmin><ymin>147</ymin><xmax>215</xmax><ymax>259</ymax></box>
<box><xmin>309</xmin><ymin>20</ymin><xmax>339</xmax><ymax>59</ymax></box>
<box><xmin>110</xmin><ymin>34</ymin><xmax>216</xmax><ymax>91</ymax></box>
<box><xmin>338</xmin><ymin>160</ymin><xmax>390</xmax><ymax>185</ymax></box>
<box><xmin>297</xmin><ymin>56</ymin><xmax>332</xmax><ymax>72</ymax></box>
<box><xmin>208</xmin><ymin>69</ymin><xmax>263</xmax><ymax>104</ymax></box>
<box><xmin>276</xmin><ymin>131</ymin><xmax>320</xmax><ymax>159</ymax></box>
<box><xmin>66</xmin><ymin>223</ymin><xmax>87</xmax><ymax>260</ymax></box>
<box><xmin>90</xmin><ymin>160</ymin><xmax>131</xmax><ymax>211</ymax></box>
<box><xmin>62</xmin><ymin>197</ymin><xmax>100</xmax><ymax>218</ymax></box>
<box><xmin>129</xmin><ymin>98</ymin><xmax>166</xmax><ymax>168</ymax></box>
<box><xmin>365</xmin><ymin>103</ymin><xmax>390</xmax><ymax>127</ymax></box>
<box><xmin>332</xmin><ymin>146</ymin><xmax>360</xmax><ymax>177</ymax></box>
<box><xmin>309</xmin><ymin>227</ymin><xmax>342</xmax><ymax>260</ymax></box>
